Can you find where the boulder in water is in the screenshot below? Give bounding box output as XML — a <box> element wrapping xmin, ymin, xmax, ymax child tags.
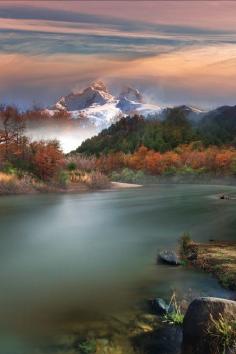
<box><xmin>182</xmin><ymin>297</ymin><xmax>236</xmax><ymax>354</ymax></box>
<box><xmin>158</xmin><ymin>250</ymin><xmax>181</xmax><ymax>265</ymax></box>
<box><xmin>148</xmin><ymin>298</ymin><xmax>174</xmax><ymax>315</ymax></box>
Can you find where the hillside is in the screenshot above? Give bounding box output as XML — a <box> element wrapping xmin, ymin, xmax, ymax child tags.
<box><xmin>76</xmin><ymin>106</ymin><xmax>236</xmax><ymax>156</ymax></box>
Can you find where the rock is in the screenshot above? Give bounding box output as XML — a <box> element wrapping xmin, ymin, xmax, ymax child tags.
<box><xmin>158</xmin><ymin>250</ymin><xmax>181</xmax><ymax>265</ymax></box>
<box><xmin>132</xmin><ymin>324</ymin><xmax>183</xmax><ymax>354</ymax></box>
<box><xmin>182</xmin><ymin>297</ymin><xmax>236</xmax><ymax>354</ymax></box>
<box><xmin>148</xmin><ymin>298</ymin><xmax>174</xmax><ymax>315</ymax></box>
<box><xmin>220</xmin><ymin>194</ymin><xmax>230</xmax><ymax>200</ymax></box>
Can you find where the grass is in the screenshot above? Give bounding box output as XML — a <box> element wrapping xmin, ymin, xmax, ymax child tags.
<box><xmin>207</xmin><ymin>313</ymin><xmax>236</xmax><ymax>354</ymax></box>
<box><xmin>186</xmin><ymin>241</ymin><xmax>236</xmax><ymax>290</ymax></box>
<box><xmin>78</xmin><ymin>339</ymin><xmax>96</xmax><ymax>354</ymax></box>
<box><xmin>163</xmin><ymin>293</ymin><xmax>184</xmax><ymax>326</ymax></box>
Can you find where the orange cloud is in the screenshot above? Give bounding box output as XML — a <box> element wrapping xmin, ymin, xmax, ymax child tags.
<box><xmin>0</xmin><ymin>42</ymin><xmax>236</xmax><ymax>108</ymax></box>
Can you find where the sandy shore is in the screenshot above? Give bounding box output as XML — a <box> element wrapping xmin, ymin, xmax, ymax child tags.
<box><xmin>111</xmin><ymin>181</ymin><xmax>143</xmax><ymax>189</ymax></box>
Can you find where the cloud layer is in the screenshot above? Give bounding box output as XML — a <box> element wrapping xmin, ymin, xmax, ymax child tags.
<box><xmin>0</xmin><ymin>1</ymin><xmax>236</xmax><ymax>108</ymax></box>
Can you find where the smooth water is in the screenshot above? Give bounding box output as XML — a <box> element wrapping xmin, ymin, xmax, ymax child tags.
<box><xmin>0</xmin><ymin>184</ymin><xmax>235</xmax><ymax>353</ymax></box>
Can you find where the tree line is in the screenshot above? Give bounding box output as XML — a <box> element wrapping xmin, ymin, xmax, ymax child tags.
<box><xmin>77</xmin><ymin>108</ymin><xmax>236</xmax><ymax>156</ymax></box>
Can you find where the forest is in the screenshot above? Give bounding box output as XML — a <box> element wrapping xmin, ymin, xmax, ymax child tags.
<box><xmin>0</xmin><ymin>105</ymin><xmax>236</xmax><ymax>195</ymax></box>
<box><xmin>76</xmin><ymin>108</ymin><xmax>236</xmax><ymax>181</ymax></box>
<box><xmin>77</xmin><ymin>108</ymin><xmax>236</xmax><ymax>156</ymax></box>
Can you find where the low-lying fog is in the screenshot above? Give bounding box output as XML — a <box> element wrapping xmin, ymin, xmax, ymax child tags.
<box><xmin>26</xmin><ymin>126</ymin><xmax>97</xmax><ymax>153</ymax></box>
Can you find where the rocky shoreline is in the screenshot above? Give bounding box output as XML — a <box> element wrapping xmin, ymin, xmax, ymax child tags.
<box><xmin>41</xmin><ymin>242</ymin><xmax>235</xmax><ymax>354</ymax></box>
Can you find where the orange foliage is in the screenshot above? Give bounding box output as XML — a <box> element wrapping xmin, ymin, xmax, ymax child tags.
<box><xmin>31</xmin><ymin>141</ymin><xmax>64</xmax><ymax>180</ymax></box>
<box><xmin>95</xmin><ymin>144</ymin><xmax>236</xmax><ymax>176</ymax></box>
<box><xmin>127</xmin><ymin>146</ymin><xmax>149</xmax><ymax>170</ymax></box>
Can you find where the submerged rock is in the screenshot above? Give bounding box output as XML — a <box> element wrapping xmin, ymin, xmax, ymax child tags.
<box><xmin>182</xmin><ymin>297</ymin><xmax>236</xmax><ymax>354</ymax></box>
<box><xmin>132</xmin><ymin>324</ymin><xmax>182</xmax><ymax>354</ymax></box>
<box><xmin>158</xmin><ymin>250</ymin><xmax>181</xmax><ymax>265</ymax></box>
<box><xmin>148</xmin><ymin>298</ymin><xmax>174</xmax><ymax>316</ymax></box>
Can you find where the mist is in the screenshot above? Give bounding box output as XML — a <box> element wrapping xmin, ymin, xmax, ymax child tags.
<box><xmin>25</xmin><ymin>125</ymin><xmax>97</xmax><ymax>153</ymax></box>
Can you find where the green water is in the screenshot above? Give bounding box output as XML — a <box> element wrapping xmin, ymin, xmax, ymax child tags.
<box><xmin>0</xmin><ymin>184</ymin><xmax>235</xmax><ymax>353</ymax></box>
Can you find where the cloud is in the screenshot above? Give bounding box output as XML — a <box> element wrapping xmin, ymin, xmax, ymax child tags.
<box><xmin>2</xmin><ymin>1</ymin><xmax>236</xmax><ymax>31</ymax></box>
<box><xmin>0</xmin><ymin>42</ymin><xmax>236</xmax><ymax>109</ymax></box>
<box><xmin>0</xmin><ymin>1</ymin><xmax>235</xmax><ymax>108</ymax></box>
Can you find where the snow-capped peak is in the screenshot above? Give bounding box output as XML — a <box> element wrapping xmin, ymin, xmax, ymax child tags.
<box><xmin>53</xmin><ymin>81</ymin><xmax>114</xmax><ymax>111</ymax></box>
<box><xmin>49</xmin><ymin>82</ymin><xmax>162</xmax><ymax>130</ymax></box>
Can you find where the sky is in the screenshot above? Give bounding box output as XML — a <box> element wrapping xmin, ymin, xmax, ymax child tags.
<box><xmin>0</xmin><ymin>1</ymin><xmax>236</xmax><ymax>109</ymax></box>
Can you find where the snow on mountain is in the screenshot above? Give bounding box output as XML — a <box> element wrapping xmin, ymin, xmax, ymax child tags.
<box><xmin>53</xmin><ymin>81</ymin><xmax>114</xmax><ymax>111</ymax></box>
<box><xmin>71</xmin><ymin>103</ymin><xmax>121</xmax><ymax>129</ymax></box>
<box><xmin>48</xmin><ymin>81</ymin><xmax>162</xmax><ymax>130</ymax></box>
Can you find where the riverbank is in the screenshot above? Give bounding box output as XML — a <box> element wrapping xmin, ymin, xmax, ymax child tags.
<box><xmin>0</xmin><ymin>179</ymin><xmax>144</xmax><ymax>196</ymax></box>
<box><xmin>111</xmin><ymin>169</ymin><xmax>236</xmax><ymax>186</ymax></box>
<box><xmin>185</xmin><ymin>241</ymin><xmax>236</xmax><ymax>291</ymax></box>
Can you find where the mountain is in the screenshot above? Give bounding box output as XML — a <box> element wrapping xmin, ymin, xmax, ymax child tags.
<box><xmin>48</xmin><ymin>81</ymin><xmax>162</xmax><ymax>129</ymax></box>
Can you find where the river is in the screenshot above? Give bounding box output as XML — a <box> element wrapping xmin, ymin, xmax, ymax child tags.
<box><xmin>0</xmin><ymin>184</ymin><xmax>235</xmax><ymax>353</ymax></box>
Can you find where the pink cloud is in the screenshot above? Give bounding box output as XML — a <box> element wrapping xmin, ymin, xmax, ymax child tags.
<box><xmin>3</xmin><ymin>1</ymin><xmax>236</xmax><ymax>30</ymax></box>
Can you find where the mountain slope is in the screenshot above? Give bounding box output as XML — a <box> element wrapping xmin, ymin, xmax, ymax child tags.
<box><xmin>199</xmin><ymin>105</ymin><xmax>236</xmax><ymax>145</ymax></box>
<box><xmin>76</xmin><ymin>108</ymin><xmax>196</xmax><ymax>155</ymax></box>
<box><xmin>76</xmin><ymin>106</ymin><xmax>236</xmax><ymax>155</ymax></box>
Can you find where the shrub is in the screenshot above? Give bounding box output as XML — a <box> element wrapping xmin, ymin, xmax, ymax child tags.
<box><xmin>119</xmin><ymin>168</ymin><xmax>136</xmax><ymax>183</ymax></box>
<box><xmin>110</xmin><ymin>171</ymin><xmax>121</xmax><ymax>181</ymax></box>
<box><xmin>3</xmin><ymin>163</ymin><xmax>18</xmax><ymax>175</ymax></box>
<box><xmin>134</xmin><ymin>170</ymin><xmax>145</xmax><ymax>183</ymax></box>
<box><xmin>67</xmin><ymin>161</ymin><xmax>77</xmax><ymax>171</ymax></box>
<box><xmin>56</xmin><ymin>170</ymin><xmax>69</xmax><ymax>187</ymax></box>
<box><xmin>111</xmin><ymin>168</ymin><xmax>145</xmax><ymax>183</ymax></box>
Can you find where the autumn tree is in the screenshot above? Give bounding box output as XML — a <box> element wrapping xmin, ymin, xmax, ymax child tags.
<box><xmin>31</xmin><ymin>140</ymin><xmax>64</xmax><ymax>180</ymax></box>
